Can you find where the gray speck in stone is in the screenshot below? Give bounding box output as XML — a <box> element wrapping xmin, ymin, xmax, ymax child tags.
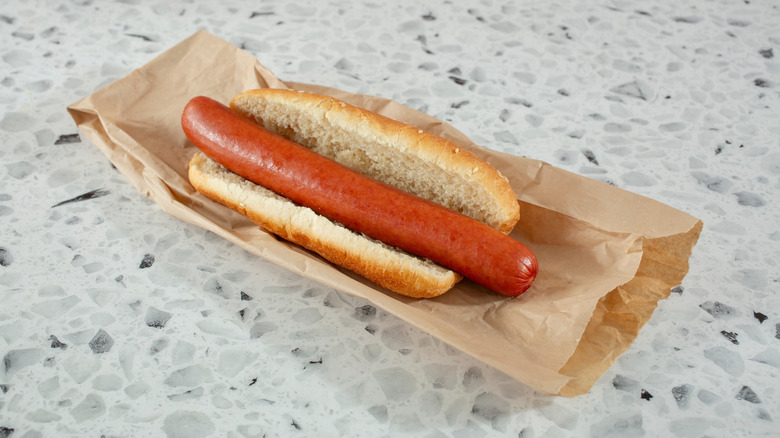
<box><xmin>54</xmin><ymin>133</ymin><xmax>80</xmax><ymax>145</ymax></box>
<box><xmin>0</xmin><ymin>111</ymin><xmax>36</xmax><ymax>132</ymax></box>
<box><xmin>604</xmin><ymin>122</ymin><xmax>632</xmax><ymax>133</ymax></box>
<box><xmin>0</xmin><ymin>426</ymin><xmax>13</xmax><ymax>437</ymax></box>
<box><xmin>720</xmin><ymin>330</ymin><xmax>739</xmax><ymax>345</ymax></box>
<box><xmin>734</xmin><ymin>191</ymin><xmax>766</xmax><ymax>207</ymax></box>
<box><xmin>704</xmin><ymin>346</ymin><xmax>744</xmax><ymax>376</ymax></box>
<box><xmin>727</xmin><ymin>18</ymin><xmax>751</xmax><ymax>27</ymax></box>
<box><xmin>672</xmin><ymin>16</ymin><xmax>703</xmax><ymax>24</ymax></box>
<box><xmin>3</xmin><ymin>348</ymin><xmax>44</xmax><ymax>377</ymax></box>
<box><xmin>168</xmin><ymin>386</ymin><xmax>204</xmax><ymax>402</ymax></box>
<box><xmin>672</xmin><ymin>384</ymin><xmax>693</xmax><ymax>409</ymax></box>
<box><xmin>164</xmin><ymin>365</ymin><xmax>214</xmax><ymax>387</ymax></box>
<box><xmin>612</xmin><ymin>374</ymin><xmax>639</xmax><ymax>392</ymax></box>
<box><xmin>353</xmin><ymin>304</ymin><xmax>376</xmax><ymax>322</ymax></box>
<box><xmin>759</xmin><ymin>48</ymin><xmax>774</xmax><ymax>59</ymax></box>
<box><xmin>610</xmin><ymin>80</ymin><xmax>655</xmax><ymax>101</ymax></box>
<box><xmin>70</xmin><ymin>393</ymin><xmax>105</xmax><ymax>422</ymax></box>
<box><xmin>659</xmin><ymin>122</ymin><xmax>686</xmax><ymax>132</ymax></box>
<box><xmin>203</xmin><ymin>277</ymin><xmax>230</xmax><ymax>299</ymax></box>
<box><xmin>162</xmin><ymin>410</ymin><xmax>216</xmax><ymax>438</ymax></box>
<box><xmin>581</xmin><ymin>149</ymin><xmax>599</xmax><ymax>165</ymax></box>
<box><xmin>240</xmin><ymin>291</ymin><xmax>253</xmax><ymax>301</ymax></box>
<box><xmin>373</xmin><ymin>367</ymin><xmax>417</xmax><ymax>401</ymax></box>
<box><xmin>0</xmin><ymin>206</ymin><xmax>12</xmax><ymax>216</ymax></box>
<box><xmin>736</xmin><ymin>385</ymin><xmax>761</xmax><ymax>403</ymax></box>
<box><xmin>472</xmin><ymin>392</ymin><xmax>510</xmax><ymax>431</ymax></box>
<box><xmin>88</xmin><ymin>329</ymin><xmax>114</xmax><ymax>354</ymax></box>
<box><xmin>493</xmin><ymin>130</ymin><xmax>518</xmax><ymax>143</ymax></box>
<box><xmin>0</xmin><ymin>384</ymin><xmax>8</xmax><ymax>393</ymax></box>
<box><xmin>621</xmin><ymin>171</ymin><xmax>657</xmax><ymax>187</ymax></box>
<box><xmin>775</xmin><ymin>323</ymin><xmax>780</xmax><ymax>339</ymax></box>
<box><xmin>12</xmin><ymin>31</ymin><xmax>34</xmax><ymax>41</ymax></box>
<box><xmin>145</xmin><ymin>306</ymin><xmax>172</xmax><ymax>328</ymax></box>
<box><xmin>671</xmin><ymin>285</ymin><xmax>684</xmax><ymax>294</ymax></box>
<box><xmin>590</xmin><ymin>411</ymin><xmax>644</xmax><ymax>437</ymax></box>
<box><xmin>139</xmin><ymin>253</ymin><xmax>155</xmax><ymax>269</ymax></box>
<box><xmin>699</xmin><ymin>301</ymin><xmax>737</xmax><ymax>318</ymax></box>
<box><xmin>149</xmin><ymin>338</ymin><xmax>169</xmax><ymax>355</ymax></box>
<box><xmin>750</xmin><ymin>348</ymin><xmax>780</xmax><ymax>369</ymax></box>
<box><xmin>732</xmin><ymin>268</ymin><xmax>767</xmax><ymax>290</ymax></box>
<box><xmin>49</xmin><ymin>335</ymin><xmax>68</xmax><ymax>350</ymax></box>
<box><xmin>462</xmin><ymin>366</ymin><xmax>485</xmax><ymax>391</ymax></box>
<box><xmin>368</xmin><ymin>404</ymin><xmax>388</xmax><ymax>423</ymax></box>
<box><xmin>0</xmin><ymin>247</ymin><xmax>12</xmax><ymax>267</ymax></box>
<box><xmin>6</xmin><ymin>161</ymin><xmax>37</xmax><ymax>179</ymax></box>
<box><xmin>697</xmin><ymin>389</ymin><xmax>720</xmax><ymax>405</ymax></box>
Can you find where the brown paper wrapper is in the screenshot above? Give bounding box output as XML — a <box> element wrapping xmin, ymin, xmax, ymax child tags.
<box><xmin>67</xmin><ymin>31</ymin><xmax>702</xmax><ymax>396</ymax></box>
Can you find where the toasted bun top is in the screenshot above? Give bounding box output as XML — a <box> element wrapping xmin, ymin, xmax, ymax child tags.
<box><xmin>230</xmin><ymin>88</ymin><xmax>520</xmax><ymax>233</ymax></box>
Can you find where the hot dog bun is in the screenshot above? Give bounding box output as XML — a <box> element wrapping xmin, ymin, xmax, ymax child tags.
<box><xmin>230</xmin><ymin>89</ymin><xmax>520</xmax><ymax>233</ymax></box>
<box><xmin>188</xmin><ymin>89</ymin><xmax>523</xmax><ymax>298</ymax></box>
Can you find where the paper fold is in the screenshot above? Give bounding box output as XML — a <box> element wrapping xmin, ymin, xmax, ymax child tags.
<box><xmin>68</xmin><ymin>31</ymin><xmax>701</xmax><ymax>396</ymax></box>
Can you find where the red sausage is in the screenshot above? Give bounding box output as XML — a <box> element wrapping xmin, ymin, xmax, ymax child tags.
<box><xmin>182</xmin><ymin>96</ymin><xmax>538</xmax><ymax>296</ymax></box>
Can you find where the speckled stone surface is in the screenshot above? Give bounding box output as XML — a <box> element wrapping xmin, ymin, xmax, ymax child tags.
<box><xmin>1</xmin><ymin>0</ymin><xmax>778</xmax><ymax>437</ymax></box>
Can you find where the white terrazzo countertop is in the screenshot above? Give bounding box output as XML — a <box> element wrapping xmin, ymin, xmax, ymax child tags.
<box><xmin>1</xmin><ymin>0</ymin><xmax>778</xmax><ymax>437</ymax></box>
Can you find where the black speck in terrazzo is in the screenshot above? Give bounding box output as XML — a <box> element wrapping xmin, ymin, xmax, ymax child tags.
<box><xmin>672</xmin><ymin>384</ymin><xmax>693</xmax><ymax>409</ymax></box>
<box><xmin>0</xmin><ymin>247</ymin><xmax>12</xmax><ymax>267</ymax></box>
<box><xmin>700</xmin><ymin>301</ymin><xmax>737</xmax><ymax>318</ymax></box>
<box><xmin>736</xmin><ymin>385</ymin><xmax>761</xmax><ymax>403</ymax></box>
<box><xmin>354</xmin><ymin>304</ymin><xmax>376</xmax><ymax>322</ymax></box>
<box><xmin>249</xmin><ymin>11</ymin><xmax>274</xmax><ymax>18</ymax></box>
<box><xmin>422</xmin><ymin>12</ymin><xmax>436</xmax><ymax>21</ymax></box>
<box><xmin>139</xmin><ymin>253</ymin><xmax>155</xmax><ymax>269</ymax></box>
<box><xmin>125</xmin><ymin>33</ymin><xmax>157</xmax><ymax>42</ymax></box>
<box><xmin>449</xmin><ymin>76</ymin><xmax>467</xmax><ymax>86</ymax></box>
<box><xmin>774</xmin><ymin>323</ymin><xmax>779</xmax><ymax>339</ymax></box>
<box><xmin>240</xmin><ymin>291</ymin><xmax>254</xmax><ymax>301</ymax></box>
<box><xmin>0</xmin><ymin>384</ymin><xmax>8</xmax><ymax>393</ymax></box>
<box><xmin>720</xmin><ymin>330</ymin><xmax>740</xmax><ymax>345</ymax></box>
<box><xmin>54</xmin><ymin>133</ymin><xmax>80</xmax><ymax>145</ymax></box>
<box><xmin>640</xmin><ymin>389</ymin><xmax>653</xmax><ymax>401</ymax></box>
<box><xmin>557</xmin><ymin>88</ymin><xmax>570</xmax><ymax>96</ymax></box>
<box><xmin>0</xmin><ymin>427</ymin><xmax>15</xmax><ymax>438</ymax></box>
<box><xmin>734</xmin><ymin>191</ymin><xmax>766</xmax><ymax>207</ymax></box>
<box><xmin>51</xmin><ymin>188</ymin><xmax>109</xmax><ymax>208</ymax></box>
<box><xmin>671</xmin><ymin>285</ymin><xmax>684</xmax><ymax>295</ymax></box>
<box><xmin>753</xmin><ymin>311</ymin><xmax>767</xmax><ymax>323</ymax></box>
<box><xmin>49</xmin><ymin>335</ymin><xmax>68</xmax><ymax>350</ymax></box>
<box><xmin>759</xmin><ymin>48</ymin><xmax>774</xmax><ymax>59</ymax></box>
<box><xmin>581</xmin><ymin>149</ymin><xmax>599</xmax><ymax>165</ymax></box>
<box><xmin>672</xmin><ymin>16</ymin><xmax>703</xmax><ymax>24</ymax></box>
<box><xmin>291</xmin><ymin>418</ymin><xmax>302</xmax><ymax>431</ymax></box>
<box><xmin>365</xmin><ymin>324</ymin><xmax>377</xmax><ymax>335</ymax></box>
<box><xmin>248</xmin><ymin>377</ymin><xmax>258</xmax><ymax>386</ymax></box>
<box><xmin>754</xmin><ymin>78</ymin><xmax>771</xmax><ymax>88</ymax></box>
<box><xmin>88</xmin><ymin>329</ymin><xmax>114</xmax><ymax>354</ymax></box>
<box><xmin>451</xmin><ymin>100</ymin><xmax>469</xmax><ymax>109</ymax></box>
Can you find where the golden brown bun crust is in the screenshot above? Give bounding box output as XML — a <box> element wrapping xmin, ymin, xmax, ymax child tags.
<box><xmin>230</xmin><ymin>88</ymin><xmax>520</xmax><ymax>234</ymax></box>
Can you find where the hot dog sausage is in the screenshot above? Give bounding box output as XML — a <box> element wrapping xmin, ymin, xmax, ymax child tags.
<box><xmin>182</xmin><ymin>96</ymin><xmax>538</xmax><ymax>296</ymax></box>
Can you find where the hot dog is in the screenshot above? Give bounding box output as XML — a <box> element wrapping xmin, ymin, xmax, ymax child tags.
<box><xmin>182</xmin><ymin>89</ymin><xmax>538</xmax><ymax>298</ymax></box>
